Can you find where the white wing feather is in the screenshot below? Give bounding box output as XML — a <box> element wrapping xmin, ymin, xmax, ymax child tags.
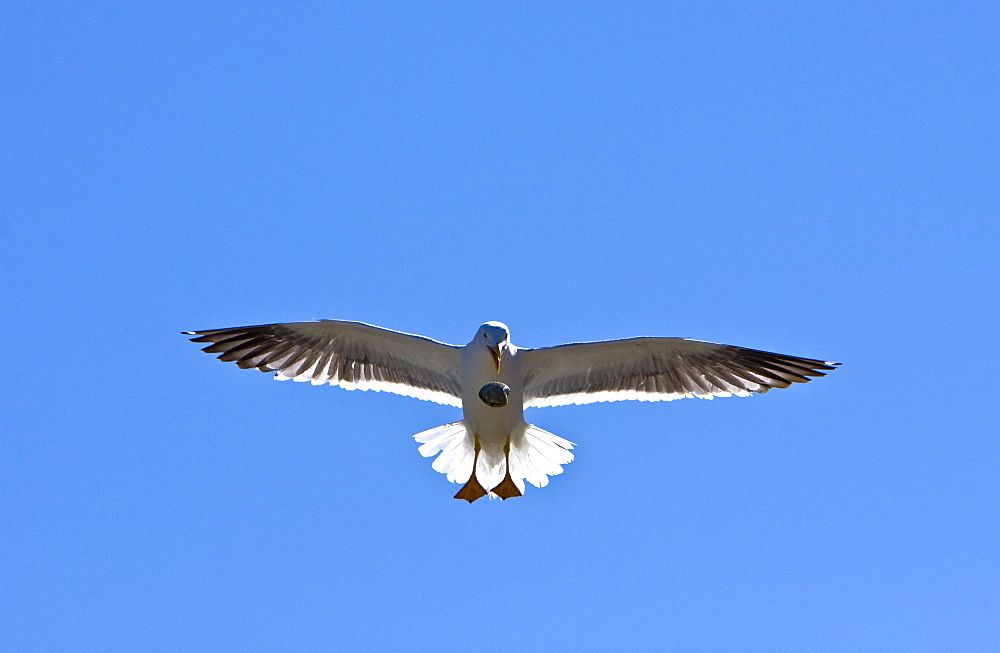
<box><xmin>520</xmin><ymin>337</ymin><xmax>838</xmax><ymax>408</ymax></box>
<box><xmin>186</xmin><ymin>320</ymin><xmax>463</xmax><ymax>406</ymax></box>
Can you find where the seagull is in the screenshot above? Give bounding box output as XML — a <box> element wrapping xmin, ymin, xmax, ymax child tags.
<box><xmin>185</xmin><ymin>320</ymin><xmax>838</xmax><ymax>502</ymax></box>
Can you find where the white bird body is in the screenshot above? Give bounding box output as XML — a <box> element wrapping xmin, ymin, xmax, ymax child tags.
<box><xmin>460</xmin><ymin>323</ymin><xmax>524</xmax><ymax>444</ymax></box>
<box><xmin>186</xmin><ymin>319</ymin><xmax>837</xmax><ymax>502</ymax></box>
<box><xmin>450</xmin><ymin>322</ymin><xmax>543</xmax><ymax>500</ymax></box>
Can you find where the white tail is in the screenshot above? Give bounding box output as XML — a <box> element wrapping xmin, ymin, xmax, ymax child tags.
<box><xmin>414</xmin><ymin>422</ymin><xmax>575</xmax><ymax>496</ymax></box>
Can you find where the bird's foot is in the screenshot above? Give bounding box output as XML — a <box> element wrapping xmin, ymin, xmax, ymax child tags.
<box><xmin>454</xmin><ymin>476</ymin><xmax>488</xmax><ymax>503</ymax></box>
<box><xmin>490</xmin><ymin>472</ymin><xmax>522</xmax><ymax>500</ymax></box>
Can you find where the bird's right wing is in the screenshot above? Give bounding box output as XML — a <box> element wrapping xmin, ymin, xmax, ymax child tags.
<box><xmin>185</xmin><ymin>320</ymin><xmax>463</xmax><ymax>406</ymax></box>
<box><xmin>520</xmin><ymin>337</ymin><xmax>838</xmax><ymax>408</ymax></box>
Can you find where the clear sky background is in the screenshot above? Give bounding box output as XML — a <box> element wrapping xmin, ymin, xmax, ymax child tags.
<box><xmin>3</xmin><ymin>3</ymin><xmax>998</xmax><ymax>651</ymax></box>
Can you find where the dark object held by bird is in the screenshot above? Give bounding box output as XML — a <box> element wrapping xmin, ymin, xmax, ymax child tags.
<box><xmin>479</xmin><ymin>382</ymin><xmax>510</xmax><ymax>408</ymax></box>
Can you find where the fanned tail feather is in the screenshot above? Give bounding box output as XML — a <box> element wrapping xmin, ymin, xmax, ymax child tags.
<box><xmin>414</xmin><ymin>422</ymin><xmax>471</xmax><ymax>483</ymax></box>
<box><xmin>510</xmin><ymin>424</ymin><xmax>575</xmax><ymax>491</ymax></box>
<box><xmin>413</xmin><ymin>422</ymin><xmax>575</xmax><ymax>497</ymax></box>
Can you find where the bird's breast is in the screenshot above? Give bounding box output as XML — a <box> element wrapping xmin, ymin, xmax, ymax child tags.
<box><xmin>460</xmin><ymin>346</ymin><xmax>525</xmax><ymax>439</ymax></box>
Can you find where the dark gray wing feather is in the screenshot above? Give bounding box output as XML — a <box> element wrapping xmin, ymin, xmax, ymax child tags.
<box><xmin>520</xmin><ymin>337</ymin><xmax>837</xmax><ymax>407</ymax></box>
<box><xmin>186</xmin><ymin>320</ymin><xmax>463</xmax><ymax>406</ymax></box>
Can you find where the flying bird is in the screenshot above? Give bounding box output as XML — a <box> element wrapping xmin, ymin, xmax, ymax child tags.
<box><xmin>185</xmin><ymin>320</ymin><xmax>838</xmax><ymax>502</ymax></box>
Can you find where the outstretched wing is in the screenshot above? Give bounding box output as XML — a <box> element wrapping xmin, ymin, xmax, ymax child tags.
<box><xmin>520</xmin><ymin>337</ymin><xmax>838</xmax><ymax>408</ymax></box>
<box><xmin>185</xmin><ymin>320</ymin><xmax>463</xmax><ymax>406</ymax></box>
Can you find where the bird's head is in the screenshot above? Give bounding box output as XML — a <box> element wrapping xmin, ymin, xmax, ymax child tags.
<box><xmin>474</xmin><ymin>321</ymin><xmax>510</xmax><ymax>373</ymax></box>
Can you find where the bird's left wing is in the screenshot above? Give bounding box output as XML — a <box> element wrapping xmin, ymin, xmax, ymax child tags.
<box><xmin>520</xmin><ymin>337</ymin><xmax>838</xmax><ymax>408</ymax></box>
<box><xmin>185</xmin><ymin>320</ymin><xmax>463</xmax><ymax>406</ymax></box>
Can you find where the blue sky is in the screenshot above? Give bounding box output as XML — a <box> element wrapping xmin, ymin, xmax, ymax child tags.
<box><xmin>3</xmin><ymin>3</ymin><xmax>998</xmax><ymax>651</ymax></box>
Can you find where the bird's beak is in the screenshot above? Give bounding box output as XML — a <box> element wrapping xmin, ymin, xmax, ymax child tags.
<box><xmin>489</xmin><ymin>345</ymin><xmax>502</xmax><ymax>373</ymax></box>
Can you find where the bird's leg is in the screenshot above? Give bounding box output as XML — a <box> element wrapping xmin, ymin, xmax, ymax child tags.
<box><xmin>490</xmin><ymin>436</ymin><xmax>522</xmax><ymax>500</ymax></box>
<box><xmin>454</xmin><ymin>435</ymin><xmax>488</xmax><ymax>503</ymax></box>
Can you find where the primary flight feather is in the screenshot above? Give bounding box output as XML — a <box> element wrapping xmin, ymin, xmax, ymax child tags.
<box><xmin>186</xmin><ymin>320</ymin><xmax>838</xmax><ymax>502</ymax></box>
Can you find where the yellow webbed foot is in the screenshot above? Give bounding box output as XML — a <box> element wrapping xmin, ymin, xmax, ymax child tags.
<box><xmin>490</xmin><ymin>472</ymin><xmax>522</xmax><ymax>500</ymax></box>
<box><xmin>454</xmin><ymin>476</ymin><xmax>488</xmax><ymax>503</ymax></box>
